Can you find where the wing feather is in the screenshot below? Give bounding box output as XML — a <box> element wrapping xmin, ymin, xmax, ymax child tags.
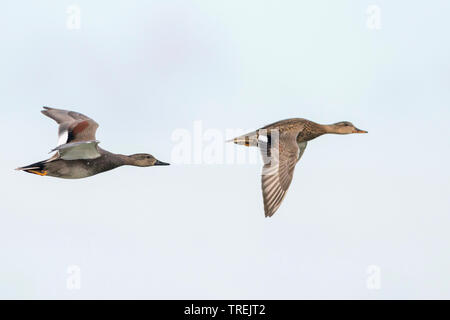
<box><xmin>51</xmin><ymin>140</ymin><xmax>101</xmax><ymax>160</ymax></box>
<box><xmin>259</xmin><ymin>130</ymin><xmax>307</xmax><ymax>217</ymax></box>
<box><xmin>41</xmin><ymin>107</ymin><xmax>99</xmax><ymax>146</ymax></box>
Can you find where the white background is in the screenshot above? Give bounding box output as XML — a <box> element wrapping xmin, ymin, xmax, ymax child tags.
<box><xmin>1</xmin><ymin>1</ymin><xmax>449</xmax><ymax>299</ymax></box>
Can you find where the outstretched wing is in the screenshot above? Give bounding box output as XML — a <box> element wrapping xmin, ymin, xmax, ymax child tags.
<box><xmin>42</xmin><ymin>106</ymin><xmax>101</xmax><ymax>160</ymax></box>
<box><xmin>259</xmin><ymin>130</ymin><xmax>307</xmax><ymax>217</ymax></box>
<box><xmin>41</xmin><ymin>106</ymin><xmax>99</xmax><ymax>145</ymax></box>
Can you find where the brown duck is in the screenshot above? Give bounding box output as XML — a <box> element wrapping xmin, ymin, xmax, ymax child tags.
<box><xmin>16</xmin><ymin>107</ymin><xmax>169</xmax><ymax>179</ymax></box>
<box><xmin>230</xmin><ymin>118</ymin><xmax>367</xmax><ymax>217</ymax></box>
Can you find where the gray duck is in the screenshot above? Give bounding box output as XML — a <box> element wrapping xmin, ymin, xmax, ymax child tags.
<box><xmin>230</xmin><ymin>118</ymin><xmax>367</xmax><ymax>217</ymax></box>
<box><xmin>16</xmin><ymin>107</ymin><xmax>169</xmax><ymax>179</ymax></box>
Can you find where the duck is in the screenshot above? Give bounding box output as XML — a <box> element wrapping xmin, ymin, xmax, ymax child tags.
<box><xmin>230</xmin><ymin>118</ymin><xmax>367</xmax><ymax>217</ymax></box>
<box><xmin>16</xmin><ymin>107</ymin><xmax>169</xmax><ymax>179</ymax></box>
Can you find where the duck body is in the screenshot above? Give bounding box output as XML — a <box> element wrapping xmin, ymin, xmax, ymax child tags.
<box><xmin>231</xmin><ymin>117</ymin><xmax>367</xmax><ymax>217</ymax></box>
<box><xmin>23</xmin><ymin>148</ymin><xmax>128</xmax><ymax>179</ymax></box>
<box><xmin>16</xmin><ymin>107</ymin><xmax>169</xmax><ymax>179</ymax></box>
<box><xmin>261</xmin><ymin>118</ymin><xmax>327</xmax><ymax>143</ymax></box>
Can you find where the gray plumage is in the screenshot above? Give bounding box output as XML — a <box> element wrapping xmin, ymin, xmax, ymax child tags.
<box><xmin>16</xmin><ymin>107</ymin><xmax>169</xmax><ymax>179</ymax></box>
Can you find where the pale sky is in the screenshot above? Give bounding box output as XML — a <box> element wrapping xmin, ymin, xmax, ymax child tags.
<box><xmin>1</xmin><ymin>0</ymin><xmax>449</xmax><ymax>299</ymax></box>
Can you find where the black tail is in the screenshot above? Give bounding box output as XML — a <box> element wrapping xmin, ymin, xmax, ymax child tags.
<box><xmin>15</xmin><ymin>160</ymin><xmax>48</xmax><ymax>176</ymax></box>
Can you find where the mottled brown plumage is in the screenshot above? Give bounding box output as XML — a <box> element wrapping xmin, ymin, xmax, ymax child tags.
<box><xmin>231</xmin><ymin>118</ymin><xmax>367</xmax><ymax>217</ymax></box>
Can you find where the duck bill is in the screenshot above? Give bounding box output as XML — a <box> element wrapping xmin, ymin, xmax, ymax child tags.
<box><xmin>155</xmin><ymin>160</ymin><xmax>170</xmax><ymax>166</ymax></box>
<box><xmin>353</xmin><ymin>128</ymin><xmax>368</xmax><ymax>133</ymax></box>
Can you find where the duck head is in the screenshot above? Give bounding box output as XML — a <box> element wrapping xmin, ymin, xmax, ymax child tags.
<box><xmin>128</xmin><ymin>154</ymin><xmax>170</xmax><ymax>167</ymax></box>
<box><xmin>327</xmin><ymin>121</ymin><xmax>368</xmax><ymax>134</ymax></box>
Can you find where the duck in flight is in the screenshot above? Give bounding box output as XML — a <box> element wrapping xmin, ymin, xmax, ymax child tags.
<box><xmin>230</xmin><ymin>118</ymin><xmax>367</xmax><ymax>217</ymax></box>
<box><xmin>16</xmin><ymin>107</ymin><xmax>169</xmax><ymax>179</ymax></box>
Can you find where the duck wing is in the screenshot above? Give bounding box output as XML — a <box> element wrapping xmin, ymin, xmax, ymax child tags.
<box><xmin>259</xmin><ymin>130</ymin><xmax>307</xmax><ymax>217</ymax></box>
<box><xmin>41</xmin><ymin>106</ymin><xmax>101</xmax><ymax>160</ymax></box>
<box><xmin>51</xmin><ymin>140</ymin><xmax>101</xmax><ymax>160</ymax></box>
<box><xmin>42</xmin><ymin>106</ymin><xmax>99</xmax><ymax>144</ymax></box>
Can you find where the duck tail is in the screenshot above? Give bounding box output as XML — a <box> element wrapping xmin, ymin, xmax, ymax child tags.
<box><xmin>15</xmin><ymin>161</ymin><xmax>48</xmax><ymax>176</ymax></box>
<box><xmin>227</xmin><ymin>130</ymin><xmax>259</xmax><ymax>147</ymax></box>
